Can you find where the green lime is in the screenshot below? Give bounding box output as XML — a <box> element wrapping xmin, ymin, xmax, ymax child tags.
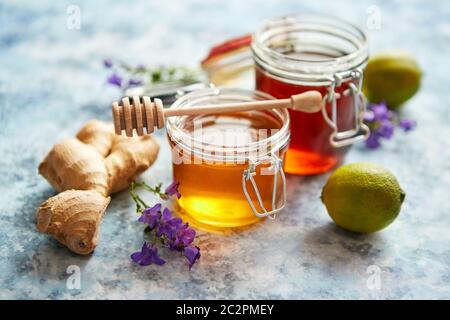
<box><xmin>363</xmin><ymin>51</ymin><xmax>422</xmax><ymax>109</ymax></box>
<box><xmin>321</xmin><ymin>162</ymin><xmax>405</xmax><ymax>233</ymax></box>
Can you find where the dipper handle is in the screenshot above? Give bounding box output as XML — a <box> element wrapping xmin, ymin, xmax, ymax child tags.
<box><xmin>112</xmin><ymin>91</ymin><xmax>322</xmax><ymax>136</ymax></box>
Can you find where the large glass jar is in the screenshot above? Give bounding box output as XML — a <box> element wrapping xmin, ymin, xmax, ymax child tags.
<box><xmin>252</xmin><ymin>14</ymin><xmax>370</xmax><ymax>175</ymax></box>
<box><xmin>166</xmin><ymin>88</ymin><xmax>290</xmax><ymax>228</ymax></box>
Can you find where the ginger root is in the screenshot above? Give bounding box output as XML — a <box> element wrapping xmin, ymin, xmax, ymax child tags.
<box><xmin>36</xmin><ymin>190</ymin><xmax>111</xmax><ymax>255</ymax></box>
<box><xmin>37</xmin><ymin>120</ymin><xmax>159</xmax><ymax>254</ymax></box>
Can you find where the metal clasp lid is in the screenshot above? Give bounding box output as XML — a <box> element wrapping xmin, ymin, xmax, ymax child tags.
<box><xmin>241</xmin><ymin>153</ymin><xmax>287</xmax><ymax>219</ymax></box>
<box><xmin>321</xmin><ymin>68</ymin><xmax>370</xmax><ymax>148</ymax></box>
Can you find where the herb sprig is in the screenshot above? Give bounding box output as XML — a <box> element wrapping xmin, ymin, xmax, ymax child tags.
<box><xmin>104</xmin><ymin>59</ymin><xmax>203</xmax><ymax>92</ymax></box>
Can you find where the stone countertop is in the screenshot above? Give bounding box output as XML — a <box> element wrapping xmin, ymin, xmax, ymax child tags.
<box><xmin>1</xmin><ymin>0</ymin><xmax>449</xmax><ymax>299</ymax></box>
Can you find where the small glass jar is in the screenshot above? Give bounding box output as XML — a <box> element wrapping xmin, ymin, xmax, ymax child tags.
<box><xmin>166</xmin><ymin>88</ymin><xmax>290</xmax><ymax>228</ymax></box>
<box><xmin>252</xmin><ymin>14</ymin><xmax>370</xmax><ymax>175</ymax></box>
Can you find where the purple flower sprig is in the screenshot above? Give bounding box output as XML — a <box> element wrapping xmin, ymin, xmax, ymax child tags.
<box><xmin>363</xmin><ymin>102</ymin><xmax>417</xmax><ymax>149</ymax></box>
<box><xmin>104</xmin><ymin>59</ymin><xmax>143</xmax><ymax>91</ymax></box>
<box><xmin>129</xmin><ymin>180</ymin><xmax>200</xmax><ymax>270</ymax></box>
<box><xmin>103</xmin><ymin>59</ymin><xmax>202</xmax><ymax>92</ymax></box>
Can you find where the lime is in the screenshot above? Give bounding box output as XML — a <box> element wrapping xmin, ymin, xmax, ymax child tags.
<box><xmin>321</xmin><ymin>162</ymin><xmax>405</xmax><ymax>233</ymax></box>
<box><xmin>363</xmin><ymin>51</ymin><xmax>422</xmax><ymax>109</ymax></box>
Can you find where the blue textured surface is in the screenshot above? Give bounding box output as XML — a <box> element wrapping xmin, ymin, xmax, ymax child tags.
<box><xmin>1</xmin><ymin>0</ymin><xmax>450</xmax><ymax>299</ymax></box>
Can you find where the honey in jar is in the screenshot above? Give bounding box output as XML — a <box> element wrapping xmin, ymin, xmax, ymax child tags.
<box><xmin>252</xmin><ymin>14</ymin><xmax>370</xmax><ymax>175</ymax></box>
<box><xmin>166</xmin><ymin>88</ymin><xmax>290</xmax><ymax>228</ymax></box>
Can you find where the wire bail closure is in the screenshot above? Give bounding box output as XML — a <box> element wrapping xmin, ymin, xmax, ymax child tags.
<box><xmin>242</xmin><ymin>153</ymin><xmax>287</xmax><ymax>219</ymax></box>
<box><xmin>321</xmin><ymin>68</ymin><xmax>370</xmax><ymax>148</ymax></box>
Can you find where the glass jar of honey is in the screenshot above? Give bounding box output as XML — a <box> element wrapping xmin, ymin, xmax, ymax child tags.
<box><xmin>252</xmin><ymin>14</ymin><xmax>370</xmax><ymax>175</ymax></box>
<box><xmin>166</xmin><ymin>88</ymin><xmax>290</xmax><ymax>228</ymax></box>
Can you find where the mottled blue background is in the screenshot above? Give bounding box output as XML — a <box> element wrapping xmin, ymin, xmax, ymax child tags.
<box><xmin>1</xmin><ymin>0</ymin><xmax>449</xmax><ymax>299</ymax></box>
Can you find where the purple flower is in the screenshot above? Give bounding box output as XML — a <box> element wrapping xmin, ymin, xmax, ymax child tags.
<box><xmin>158</xmin><ymin>208</ymin><xmax>182</xmax><ymax>239</ymax></box>
<box><xmin>184</xmin><ymin>246</ymin><xmax>201</xmax><ymax>270</ymax></box>
<box><xmin>164</xmin><ymin>181</ymin><xmax>181</xmax><ymax>199</ymax></box>
<box><xmin>139</xmin><ymin>245</ymin><xmax>165</xmax><ymax>266</ymax></box>
<box><xmin>131</xmin><ymin>242</ymin><xmax>148</xmax><ymax>263</ymax></box>
<box><xmin>103</xmin><ymin>59</ymin><xmax>113</xmax><ymax>68</ymax></box>
<box><xmin>365</xmin><ymin>131</ymin><xmax>381</xmax><ymax>149</ymax></box>
<box><xmin>176</xmin><ymin>223</ymin><xmax>196</xmax><ymax>247</ymax></box>
<box><xmin>166</xmin><ymin>223</ymin><xmax>196</xmax><ymax>250</ymax></box>
<box><xmin>127</xmin><ymin>79</ymin><xmax>142</xmax><ymax>88</ymax></box>
<box><xmin>371</xmin><ymin>102</ymin><xmax>389</xmax><ymax>121</ymax></box>
<box><xmin>138</xmin><ymin>203</ymin><xmax>162</xmax><ymax>228</ymax></box>
<box><xmin>378</xmin><ymin>120</ymin><xmax>394</xmax><ymax>139</ymax></box>
<box><xmin>131</xmin><ymin>242</ymin><xmax>166</xmax><ymax>266</ymax></box>
<box><xmin>363</xmin><ymin>110</ymin><xmax>375</xmax><ymax>122</ymax></box>
<box><xmin>167</xmin><ymin>216</ymin><xmax>183</xmax><ymax>231</ymax></box>
<box><xmin>386</xmin><ymin>110</ymin><xmax>396</xmax><ymax>120</ymax></box>
<box><xmin>363</xmin><ymin>102</ymin><xmax>417</xmax><ymax>150</ymax></box>
<box><xmin>107</xmin><ymin>73</ymin><xmax>122</xmax><ymax>87</ymax></box>
<box><xmin>160</xmin><ymin>207</ymin><xmax>172</xmax><ymax>224</ymax></box>
<box><xmin>400</xmin><ymin>119</ymin><xmax>417</xmax><ymax>132</ymax></box>
<box><xmin>130</xmin><ymin>180</ymin><xmax>200</xmax><ymax>270</ymax></box>
<box><xmin>155</xmin><ymin>207</ymin><xmax>194</xmax><ymax>250</ymax></box>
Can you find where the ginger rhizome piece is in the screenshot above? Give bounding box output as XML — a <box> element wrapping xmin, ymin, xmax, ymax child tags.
<box><xmin>37</xmin><ymin>120</ymin><xmax>159</xmax><ymax>255</ymax></box>
<box><xmin>36</xmin><ymin>190</ymin><xmax>111</xmax><ymax>255</ymax></box>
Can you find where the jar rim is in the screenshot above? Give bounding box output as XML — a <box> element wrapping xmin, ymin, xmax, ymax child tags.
<box><xmin>251</xmin><ymin>13</ymin><xmax>369</xmax><ymax>85</ymax></box>
<box><xmin>166</xmin><ymin>87</ymin><xmax>290</xmax><ymax>162</ymax></box>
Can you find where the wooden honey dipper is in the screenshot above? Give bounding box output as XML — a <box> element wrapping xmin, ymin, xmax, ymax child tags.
<box><xmin>112</xmin><ymin>91</ymin><xmax>322</xmax><ymax>136</ymax></box>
